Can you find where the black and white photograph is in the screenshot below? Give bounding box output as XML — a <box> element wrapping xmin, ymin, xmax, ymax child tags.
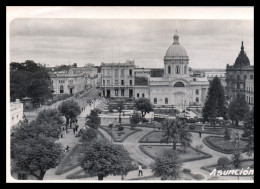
<box><xmin>6</xmin><ymin>6</ymin><xmax>254</xmax><ymax>183</ymax></box>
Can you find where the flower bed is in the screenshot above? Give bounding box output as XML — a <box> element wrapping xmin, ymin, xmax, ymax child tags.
<box><xmin>203</xmin><ymin>136</ymin><xmax>248</xmax><ymax>154</ymax></box>
<box><xmin>99</xmin><ymin>126</ymin><xmax>142</xmax><ymax>142</ymax></box>
<box><xmin>139</xmin><ymin>145</ymin><xmax>212</xmax><ymax>162</ymax></box>
<box><xmin>201</xmin><ymin>159</ymin><xmax>254</xmax><ymax>177</ymax></box>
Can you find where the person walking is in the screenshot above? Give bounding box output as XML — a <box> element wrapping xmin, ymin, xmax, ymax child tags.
<box><xmin>75</xmin><ymin>124</ymin><xmax>79</xmax><ymax>132</ymax></box>
<box><xmin>138</xmin><ymin>164</ymin><xmax>143</xmax><ymax>176</ymax></box>
<box><xmin>199</xmin><ymin>130</ymin><xmax>202</xmax><ymax>138</ymax></box>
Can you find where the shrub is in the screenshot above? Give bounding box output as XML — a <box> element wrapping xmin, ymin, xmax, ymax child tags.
<box><xmin>242</xmin><ymin>130</ymin><xmax>251</xmax><ymax>138</ymax></box>
<box><xmin>143</xmin><ymin>118</ymin><xmax>149</xmax><ymax>123</ymax></box>
<box><xmin>130</xmin><ymin>114</ymin><xmax>142</xmax><ymax>124</ymax></box>
<box><xmin>224</xmin><ymin>128</ymin><xmax>231</xmax><ymax>140</ymax></box>
<box><xmin>183</xmin><ymin>168</ymin><xmax>191</xmax><ymax>174</ymax></box>
<box><xmin>118</xmin><ymin>125</ymin><xmax>124</xmax><ymax>131</ymax></box>
<box><xmin>192</xmin><ymin>174</ymin><xmax>204</xmax><ymax>180</ymax></box>
<box><xmin>109</xmin><ymin>108</ymin><xmax>113</xmax><ymax>113</ymax></box>
<box><xmin>217</xmin><ymin>157</ymin><xmax>230</xmax><ymax>168</ymax></box>
<box><xmin>189</xmin><ymin>125</ymin><xmax>195</xmax><ymax>130</ymax></box>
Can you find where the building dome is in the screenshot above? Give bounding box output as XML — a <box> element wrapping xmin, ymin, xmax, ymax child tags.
<box><xmin>165</xmin><ymin>31</ymin><xmax>188</xmax><ymax>58</ymax></box>
<box><xmin>234</xmin><ymin>41</ymin><xmax>250</xmax><ymax>67</ymax></box>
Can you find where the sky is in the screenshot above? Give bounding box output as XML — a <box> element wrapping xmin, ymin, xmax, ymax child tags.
<box><xmin>9</xmin><ymin>18</ymin><xmax>254</xmax><ymax>69</ymax></box>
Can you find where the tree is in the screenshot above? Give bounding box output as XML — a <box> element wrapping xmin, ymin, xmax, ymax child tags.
<box><xmin>151</xmin><ymin>150</ymin><xmax>182</xmax><ymax>180</ymax></box>
<box><xmin>80</xmin><ymin>140</ymin><xmax>133</xmax><ymax>180</ymax></box>
<box><xmin>86</xmin><ymin>108</ymin><xmax>101</xmax><ymax>129</ymax></box>
<box><xmin>58</xmin><ymin>100</ymin><xmax>81</xmax><ymax>132</ymax></box>
<box><xmin>217</xmin><ymin>157</ymin><xmax>230</xmax><ymax>169</ymax></box>
<box><xmin>202</xmin><ymin>76</ymin><xmax>227</xmax><ymax>126</ymax></box>
<box><xmin>81</xmin><ymin>128</ymin><xmax>98</xmax><ymax>142</ymax></box>
<box><xmin>11</xmin><ymin>122</ymin><xmax>63</xmax><ymax>180</ymax></box>
<box><xmin>10</xmin><ymin>60</ymin><xmax>53</xmax><ymax>104</ymax></box>
<box><xmin>161</xmin><ymin>118</ymin><xmax>192</xmax><ymax>151</ymax></box>
<box><xmin>134</xmin><ymin>98</ymin><xmax>153</xmax><ymax>123</ymax></box>
<box><xmin>117</xmin><ymin>100</ymin><xmax>124</xmax><ymax>125</ymax></box>
<box><xmin>243</xmin><ymin>107</ymin><xmax>254</xmax><ymax>155</ymax></box>
<box><xmin>228</xmin><ymin>94</ymin><xmax>250</xmax><ymax>126</ymax></box>
<box><xmin>36</xmin><ymin>109</ymin><xmax>64</xmax><ymax>138</ymax></box>
<box><xmin>130</xmin><ymin>113</ymin><xmax>142</xmax><ymax>125</ymax></box>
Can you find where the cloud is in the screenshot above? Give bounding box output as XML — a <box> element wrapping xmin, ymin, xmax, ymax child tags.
<box><xmin>10</xmin><ymin>18</ymin><xmax>253</xmax><ymax>68</ymax></box>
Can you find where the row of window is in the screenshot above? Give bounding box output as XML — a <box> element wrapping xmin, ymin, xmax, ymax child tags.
<box><xmin>153</xmin><ymin>97</ymin><xmax>199</xmax><ymax>104</ymax></box>
<box><xmin>246</xmin><ymin>86</ymin><xmax>253</xmax><ymax>92</ymax></box>
<box><xmin>137</xmin><ymin>93</ymin><xmax>145</xmax><ymax>98</ymax></box>
<box><xmin>115</xmin><ymin>89</ymin><xmax>125</xmax><ymax>96</ymax></box>
<box><xmin>246</xmin><ymin>95</ymin><xmax>254</xmax><ymax>104</ymax></box>
<box><xmin>168</xmin><ymin>65</ymin><xmax>187</xmax><ymax>74</ymax></box>
<box><xmin>236</xmin><ymin>75</ymin><xmax>254</xmax><ymax>80</ymax></box>
<box><xmin>102</xmin><ymin>69</ymin><xmax>133</xmax><ymax>76</ymax></box>
<box><xmin>58</xmin><ymin>80</ymin><xmax>74</xmax><ymax>84</ymax></box>
<box><xmin>103</xmin><ymin>79</ymin><xmax>132</xmax><ymax>86</ymax></box>
<box><xmin>11</xmin><ymin>114</ymin><xmax>19</xmax><ymax>120</ymax></box>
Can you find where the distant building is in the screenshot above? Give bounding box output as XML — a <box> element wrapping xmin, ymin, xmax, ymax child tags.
<box><xmin>100</xmin><ymin>32</ymin><xmax>209</xmax><ymax>107</ymax></box>
<box><xmin>49</xmin><ymin>66</ymin><xmax>98</xmax><ymax>95</ymax></box>
<box><xmin>205</xmin><ymin>71</ymin><xmax>226</xmax><ymax>78</ymax></box>
<box><xmin>10</xmin><ymin>99</ymin><xmax>23</xmax><ymax>128</ymax></box>
<box><xmin>100</xmin><ymin>60</ymin><xmax>135</xmax><ymax>98</ymax></box>
<box><xmin>245</xmin><ymin>79</ymin><xmax>254</xmax><ymax>109</ymax></box>
<box><xmin>226</xmin><ymin>41</ymin><xmax>254</xmax><ymax>101</ymax></box>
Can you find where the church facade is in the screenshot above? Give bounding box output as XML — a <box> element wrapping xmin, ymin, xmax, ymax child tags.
<box><xmin>100</xmin><ymin>32</ymin><xmax>209</xmax><ymax>107</ymax></box>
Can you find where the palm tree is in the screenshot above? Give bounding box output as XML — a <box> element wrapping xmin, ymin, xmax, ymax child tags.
<box><xmin>161</xmin><ymin>118</ymin><xmax>192</xmax><ymax>151</ymax></box>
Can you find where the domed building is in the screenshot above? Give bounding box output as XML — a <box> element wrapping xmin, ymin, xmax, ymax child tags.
<box><xmin>146</xmin><ymin>31</ymin><xmax>209</xmax><ymax>107</ymax></box>
<box><xmin>226</xmin><ymin>41</ymin><xmax>254</xmax><ymax>105</ymax></box>
<box><xmin>100</xmin><ymin>31</ymin><xmax>210</xmax><ymax>108</ymax></box>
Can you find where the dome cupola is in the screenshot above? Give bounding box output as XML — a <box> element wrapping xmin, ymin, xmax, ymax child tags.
<box><xmin>165</xmin><ymin>31</ymin><xmax>188</xmax><ymax>58</ymax></box>
<box><xmin>234</xmin><ymin>41</ymin><xmax>250</xmax><ymax>68</ymax></box>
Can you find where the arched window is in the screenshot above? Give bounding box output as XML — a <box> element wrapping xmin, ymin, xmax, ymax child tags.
<box><xmin>60</xmin><ymin>85</ymin><xmax>64</xmax><ymax>94</ymax></box>
<box><xmin>174</xmin><ymin>82</ymin><xmax>185</xmax><ymax>87</ymax></box>
<box><xmin>176</xmin><ymin>65</ymin><xmax>180</xmax><ymax>74</ymax></box>
<box><xmin>168</xmin><ymin>66</ymin><xmax>171</xmax><ymax>74</ymax></box>
<box><xmin>165</xmin><ymin>98</ymin><xmax>168</xmax><ymax>104</ymax></box>
<box><xmin>196</xmin><ymin>89</ymin><xmax>199</xmax><ymax>95</ymax></box>
<box><xmin>154</xmin><ymin>98</ymin><xmax>157</xmax><ymax>104</ymax></box>
<box><xmin>196</xmin><ymin>97</ymin><xmax>199</xmax><ymax>103</ymax></box>
<box><xmin>184</xmin><ymin>66</ymin><xmax>187</xmax><ymax>74</ymax></box>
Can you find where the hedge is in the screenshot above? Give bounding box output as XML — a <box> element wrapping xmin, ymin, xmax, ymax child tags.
<box><xmin>202</xmin><ymin>136</ymin><xmax>247</xmax><ymax>154</ymax></box>
<box><xmin>99</xmin><ymin>126</ymin><xmax>142</xmax><ymax>142</ymax></box>
<box><xmin>55</xmin><ymin>144</ymin><xmax>81</xmax><ymax>175</ymax></box>
<box><xmin>139</xmin><ymin>145</ymin><xmax>212</xmax><ymax>162</ymax></box>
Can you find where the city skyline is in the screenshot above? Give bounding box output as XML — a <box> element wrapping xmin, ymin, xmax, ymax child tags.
<box><xmin>10</xmin><ymin>18</ymin><xmax>253</xmax><ymax>69</ymax></box>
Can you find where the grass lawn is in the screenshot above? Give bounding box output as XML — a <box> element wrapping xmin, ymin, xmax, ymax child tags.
<box><xmin>99</xmin><ymin>126</ymin><xmax>142</xmax><ymax>142</ymax></box>
<box><xmin>140</xmin><ymin>145</ymin><xmax>212</xmax><ymax>162</ymax></box>
<box><xmin>139</xmin><ymin>131</ymin><xmax>166</xmax><ymax>143</ymax></box>
<box><xmin>184</xmin><ymin>125</ymin><xmax>225</xmax><ymax>135</ymax></box>
<box><xmin>203</xmin><ymin>136</ymin><xmax>248</xmax><ymax>154</ymax></box>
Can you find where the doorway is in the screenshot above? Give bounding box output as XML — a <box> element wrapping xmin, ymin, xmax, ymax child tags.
<box><xmin>129</xmin><ymin>89</ymin><xmax>133</xmax><ymax>98</ymax></box>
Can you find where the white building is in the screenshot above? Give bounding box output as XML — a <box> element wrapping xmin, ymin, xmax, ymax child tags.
<box><xmin>100</xmin><ymin>32</ymin><xmax>209</xmax><ymax>107</ymax></box>
<box><xmin>50</xmin><ymin>67</ymin><xmax>98</xmax><ymax>95</ymax></box>
<box><xmin>245</xmin><ymin>79</ymin><xmax>254</xmax><ymax>109</ymax></box>
<box><xmin>148</xmin><ymin>32</ymin><xmax>209</xmax><ymax>107</ymax></box>
<box><xmin>10</xmin><ymin>99</ymin><xmax>23</xmax><ymax>127</ymax></box>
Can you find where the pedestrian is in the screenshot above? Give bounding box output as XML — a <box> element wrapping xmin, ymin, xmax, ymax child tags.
<box><xmin>82</xmin><ymin>107</ymin><xmax>83</xmax><ymax>112</ymax></box>
<box><xmin>75</xmin><ymin>119</ymin><xmax>78</xmax><ymax>124</ymax></box>
<box><xmin>76</xmin><ymin>124</ymin><xmax>79</xmax><ymax>132</ymax></box>
<box><xmin>199</xmin><ymin>130</ymin><xmax>202</xmax><ymax>138</ymax></box>
<box><xmin>73</xmin><ymin>128</ymin><xmax>76</xmax><ymax>135</ymax></box>
<box><xmin>138</xmin><ymin>163</ymin><xmax>143</xmax><ymax>176</ymax></box>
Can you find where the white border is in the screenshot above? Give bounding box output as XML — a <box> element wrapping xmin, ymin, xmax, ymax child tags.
<box><xmin>6</xmin><ymin>6</ymin><xmax>254</xmax><ymax>183</ymax></box>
